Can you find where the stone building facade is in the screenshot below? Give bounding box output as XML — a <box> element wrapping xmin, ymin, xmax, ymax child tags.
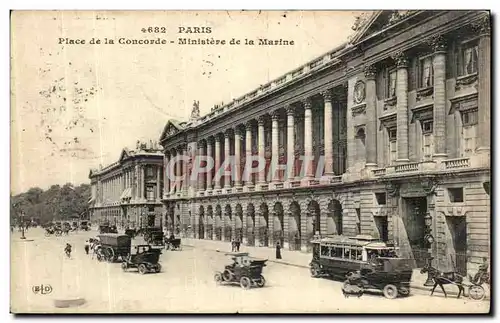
<box><xmin>158</xmin><ymin>11</ymin><xmax>490</xmax><ymax>275</ymax></box>
<box><xmin>89</xmin><ymin>141</ymin><xmax>164</xmax><ymax>228</ymax></box>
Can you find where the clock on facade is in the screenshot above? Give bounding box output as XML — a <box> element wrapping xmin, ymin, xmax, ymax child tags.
<box><xmin>353</xmin><ymin>80</ymin><xmax>366</xmax><ymax>104</ymax></box>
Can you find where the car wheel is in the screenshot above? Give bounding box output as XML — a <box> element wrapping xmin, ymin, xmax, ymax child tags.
<box><xmin>256</xmin><ymin>275</ymin><xmax>266</xmax><ymax>288</ymax></box>
<box><xmin>214</xmin><ymin>272</ymin><xmax>223</xmax><ymax>284</ymax></box>
<box><xmin>468</xmin><ymin>285</ymin><xmax>486</xmax><ymax>301</ymax></box>
<box><xmin>138</xmin><ymin>264</ymin><xmax>147</xmax><ymax>275</ymax></box>
<box><xmin>121</xmin><ymin>262</ymin><xmax>128</xmax><ymax>271</ymax></box>
<box><xmin>383</xmin><ymin>284</ymin><xmax>399</xmax><ymax>299</ymax></box>
<box><xmin>310</xmin><ymin>264</ymin><xmax>320</xmax><ymax>278</ymax></box>
<box><xmin>45</xmin><ymin>232</ymin><xmax>50</xmax><ymax>237</ymax></box>
<box><xmin>155</xmin><ymin>264</ymin><xmax>162</xmax><ymax>273</ymax></box>
<box><xmin>222</xmin><ymin>270</ymin><xmax>232</xmax><ymax>282</ymax></box>
<box><xmin>240</xmin><ymin>276</ymin><xmax>251</xmax><ymax>289</ymax></box>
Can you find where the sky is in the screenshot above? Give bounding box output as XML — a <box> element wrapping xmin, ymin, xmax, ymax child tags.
<box><xmin>10</xmin><ymin>10</ymin><xmax>360</xmax><ymax>195</ymax></box>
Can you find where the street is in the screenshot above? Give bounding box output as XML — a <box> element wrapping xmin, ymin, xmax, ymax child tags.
<box><xmin>10</xmin><ymin>228</ymin><xmax>490</xmax><ymax>314</ymax></box>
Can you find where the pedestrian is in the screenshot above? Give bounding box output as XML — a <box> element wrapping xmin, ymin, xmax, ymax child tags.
<box><xmin>64</xmin><ymin>243</ymin><xmax>72</xmax><ymax>259</ymax></box>
<box><xmin>84</xmin><ymin>240</ymin><xmax>90</xmax><ymax>255</ymax></box>
<box><xmin>276</xmin><ymin>241</ymin><xmax>282</xmax><ymax>259</ymax></box>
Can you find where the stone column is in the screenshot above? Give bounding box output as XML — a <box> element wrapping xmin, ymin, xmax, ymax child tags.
<box><xmin>234</xmin><ymin>127</ymin><xmax>242</xmax><ymax>187</ymax></box>
<box><xmin>135</xmin><ymin>164</ymin><xmax>140</xmax><ymax>199</ymax></box>
<box><xmin>271</xmin><ymin>110</ymin><xmax>280</xmax><ymax>183</ymax></box>
<box><xmin>164</xmin><ymin>154</ymin><xmax>170</xmax><ymax>197</ymax></box>
<box><xmin>206</xmin><ymin>138</ymin><xmax>213</xmax><ymax>191</ymax></box>
<box><xmin>197</xmin><ymin>140</ymin><xmax>205</xmax><ymax>191</ymax></box>
<box><xmin>394</xmin><ymin>52</ymin><xmax>410</xmax><ymax>163</ymax></box>
<box><xmin>214</xmin><ymin>134</ymin><xmax>222</xmax><ymax>189</ymax></box>
<box><xmin>476</xmin><ymin>16</ymin><xmax>491</xmax><ymax>156</ymax></box>
<box><xmin>321</xmin><ymin>90</ymin><xmax>334</xmax><ymax>175</ymax></box>
<box><xmin>364</xmin><ymin>65</ymin><xmax>378</xmax><ymax>167</ymax></box>
<box><xmin>257</xmin><ymin>115</ymin><xmax>266</xmax><ymax>185</ymax></box>
<box><xmin>175</xmin><ymin>150</ymin><xmax>182</xmax><ymax>193</ymax></box>
<box><xmin>182</xmin><ymin>145</ymin><xmax>188</xmax><ymax>193</ymax></box>
<box><xmin>286</xmin><ymin>106</ymin><xmax>295</xmax><ymax>181</ymax></box>
<box><xmin>156</xmin><ymin>165</ymin><xmax>161</xmax><ymax>200</ymax></box>
<box><xmin>141</xmin><ymin>166</ymin><xmax>146</xmax><ymax>200</ymax></box>
<box><xmin>431</xmin><ymin>35</ymin><xmax>448</xmax><ymax>161</ymax></box>
<box><xmin>303</xmin><ymin>98</ymin><xmax>314</xmax><ymax>178</ymax></box>
<box><xmin>245</xmin><ymin>121</ymin><xmax>254</xmax><ymax>187</ymax></box>
<box><xmin>224</xmin><ymin>130</ymin><xmax>232</xmax><ymax>188</ymax></box>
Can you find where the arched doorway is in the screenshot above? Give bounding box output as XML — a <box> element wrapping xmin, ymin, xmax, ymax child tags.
<box><xmin>306</xmin><ymin>200</ymin><xmax>321</xmax><ymax>251</ymax></box>
<box><xmin>273</xmin><ymin>202</ymin><xmax>285</xmax><ymax>246</ymax></box>
<box><xmin>288</xmin><ymin>201</ymin><xmax>301</xmax><ymax>251</ymax></box>
<box><xmin>259</xmin><ymin>203</ymin><xmax>269</xmax><ymax>247</ymax></box>
<box><xmin>207</xmin><ymin>205</ymin><xmax>214</xmax><ymax>240</ymax></box>
<box><xmin>224</xmin><ymin>204</ymin><xmax>232</xmax><ymax>241</ymax></box>
<box><xmin>198</xmin><ymin>205</ymin><xmax>205</xmax><ymax>239</ymax></box>
<box><xmin>327</xmin><ymin>199</ymin><xmax>343</xmax><ymax>235</ymax></box>
<box><xmin>235</xmin><ymin>204</ymin><xmax>243</xmax><ymax>242</ymax></box>
<box><xmin>215</xmin><ymin>204</ymin><xmax>222</xmax><ymax>241</ymax></box>
<box><xmin>246</xmin><ymin>203</ymin><xmax>255</xmax><ymax>246</ymax></box>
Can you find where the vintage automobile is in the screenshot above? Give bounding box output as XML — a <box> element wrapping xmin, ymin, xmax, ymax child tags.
<box><xmin>99</xmin><ymin>224</ymin><xmax>118</xmax><ymax>234</ymax></box>
<box><xmin>121</xmin><ymin>245</ymin><xmax>162</xmax><ymax>274</ymax></box>
<box><xmin>309</xmin><ymin>235</ymin><xmax>414</xmax><ymax>299</ymax></box>
<box><xmin>124</xmin><ymin>228</ymin><xmax>137</xmax><ymax>239</ymax></box>
<box><xmin>164</xmin><ymin>236</ymin><xmax>182</xmax><ymax>251</ymax></box>
<box><xmin>95</xmin><ymin>233</ymin><xmax>132</xmax><ymax>262</ymax></box>
<box><xmin>214</xmin><ymin>252</ymin><xmax>268</xmax><ymax>289</ymax></box>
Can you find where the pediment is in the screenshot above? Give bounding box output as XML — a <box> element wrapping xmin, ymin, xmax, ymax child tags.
<box><xmin>118</xmin><ymin>148</ymin><xmax>130</xmax><ymax>162</ymax></box>
<box><xmin>349</xmin><ymin>10</ymin><xmax>419</xmax><ymax>46</ymax></box>
<box><xmin>159</xmin><ymin>119</ymin><xmax>183</xmax><ymax>142</ymax></box>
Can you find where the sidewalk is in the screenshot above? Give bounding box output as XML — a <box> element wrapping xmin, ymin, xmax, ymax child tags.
<box><xmin>183</xmin><ymin>238</ymin><xmax>490</xmax><ymax>300</ymax></box>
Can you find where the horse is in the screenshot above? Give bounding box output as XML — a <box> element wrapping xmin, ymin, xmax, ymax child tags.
<box><xmin>420</xmin><ymin>262</ymin><xmax>465</xmax><ymax>299</ymax></box>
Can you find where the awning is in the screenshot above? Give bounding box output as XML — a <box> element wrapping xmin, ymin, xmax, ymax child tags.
<box><xmin>120</xmin><ymin>188</ymin><xmax>132</xmax><ymax>200</ymax></box>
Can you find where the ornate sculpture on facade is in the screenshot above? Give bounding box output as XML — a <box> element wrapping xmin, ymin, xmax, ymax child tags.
<box><xmin>385</xmin><ymin>182</ymin><xmax>400</xmax><ymax>198</ymax></box>
<box><xmin>392</xmin><ymin>51</ymin><xmax>409</xmax><ymax>68</ymax></box>
<box><xmin>353</xmin><ymin>80</ymin><xmax>366</xmax><ymax>104</ymax></box>
<box><xmin>190</xmin><ymin>100</ymin><xmax>200</xmax><ymax>121</ymax></box>
<box><xmin>351</xmin><ymin>11</ymin><xmax>372</xmax><ymax>31</ymax></box>
<box><xmin>387</xmin><ymin>10</ymin><xmax>414</xmax><ymax>26</ymax></box>
<box><xmin>428</xmin><ymin>34</ymin><xmax>447</xmax><ymax>53</ymax></box>
<box><xmin>421</xmin><ymin>178</ymin><xmax>439</xmax><ymax>196</ymax></box>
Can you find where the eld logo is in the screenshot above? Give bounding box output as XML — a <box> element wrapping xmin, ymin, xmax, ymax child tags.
<box><xmin>32</xmin><ymin>284</ymin><xmax>53</xmax><ymax>295</ymax></box>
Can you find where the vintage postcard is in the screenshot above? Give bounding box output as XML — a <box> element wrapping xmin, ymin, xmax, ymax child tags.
<box><xmin>10</xmin><ymin>10</ymin><xmax>491</xmax><ymax>314</ymax></box>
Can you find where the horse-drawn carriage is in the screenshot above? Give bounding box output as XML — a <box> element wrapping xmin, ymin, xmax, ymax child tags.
<box><xmin>214</xmin><ymin>252</ymin><xmax>267</xmax><ymax>289</ymax></box>
<box><xmin>95</xmin><ymin>234</ymin><xmax>131</xmax><ymax>263</ymax></box>
<box><xmin>164</xmin><ymin>236</ymin><xmax>182</xmax><ymax>250</ymax></box>
<box><xmin>45</xmin><ymin>226</ymin><xmax>62</xmax><ymax>237</ymax></box>
<box><xmin>310</xmin><ymin>235</ymin><xmax>414</xmax><ymax>299</ymax></box>
<box><xmin>121</xmin><ymin>245</ymin><xmax>162</xmax><ymax>274</ymax></box>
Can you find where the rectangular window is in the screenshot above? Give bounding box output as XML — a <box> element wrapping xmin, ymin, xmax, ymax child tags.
<box><xmin>386</xmin><ymin>69</ymin><xmax>397</xmax><ymax>98</ymax></box>
<box><xmin>355</xmin><ymin>208</ymin><xmax>361</xmax><ymax>235</ymax></box>
<box><xmin>334</xmin><ymin>247</ymin><xmax>343</xmax><ymax>258</ymax></box>
<box><xmin>448</xmin><ymin>187</ymin><xmax>464</xmax><ymax>203</ymax></box>
<box><xmin>462</xmin><ymin>109</ymin><xmax>478</xmax><ymax>126</ymax></box>
<box><xmin>320</xmin><ymin>245</ymin><xmax>329</xmax><ymax>257</ymax></box>
<box><xmin>146</xmin><ymin>166</ymin><xmax>154</xmax><ymax>177</ymax></box>
<box><xmin>146</xmin><ymin>185</ymin><xmax>155</xmax><ymax>201</ymax></box>
<box><xmin>375</xmin><ymin>192</ymin><xmax>387</xmax><ymax>205</ymax></box>
<box><xmin>418</xmin><ymin>56</ymin><xmax>434</xmax><ymax>88</ymax></box>
<box><xmin>462</xmin><ymin>124</ymin><xmax>477</xmax><ymax>157</ymax></box>
<box><xmin>461</xmin><ymin>43</ymin><xmax>479</xmax><ymax>76</ymax></box>
<box><xmin>422</xmin><ymin>133</ymin><xmax>433</xmax><ymax>159</ymax></box>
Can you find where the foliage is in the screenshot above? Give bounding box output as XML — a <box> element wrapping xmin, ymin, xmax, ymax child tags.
<box><xmin>10</xmin><ymin>183</ymin><xmax>91</xmax><ymax>224</ymax></box>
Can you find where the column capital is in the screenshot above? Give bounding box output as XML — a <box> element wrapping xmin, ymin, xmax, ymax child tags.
<box><xmin>428</xmin><ymin>34</ymin><xmax>447</xmax><ymax>54</ymax></box>
<box><xmin>197</xmin><ymin>139</ymin><xmax>206</xmax><ymax>147</ymax></box>
<box><xmin>235</xmin><ymin>125</ymin><xmax>245</xmax><ymax>137</ymax></box>
<box><xmin>214</xmin><ymin>133</ymin><xmax>224</xmax><ymax>142</ymax></box>
<box><xmin>392</xmin><ymin>51</ymin><xmax>409</xmax><ymax>69</ymax></box>
<box><xmin>245</xmin><ymin>120</ymin><xmax>254</xmax><ymax>130</ymax></box>
<box><xmin>301</xmin><ymin>98</ymin><xmax>312</xmax><ymax>109</ymax></box>
<box><xmin>320</xmin><ymin>90</ymin><xmax>333</xmax><ymax>103</ymax></box>
<box><xmin>363</xmin><ymin>64</ymin><xmax>377</xmax><ymax>80</ymax></box>
<box><xmin>207</xmin><ymin>136</ymin><xmax>215</xmax><ymax>145</ymax></box>
<box><xmin>271</xmin><ymin>109</ymin><xmax>281</xmax><ymax>121</ymax></box>
<box><xmin>177</xmin><ymin>143</ymin><xmax>187</xmax><ymax>152</ymax></box>
<box><xmin>472</xmin><ymin>15</ymin><xmax>491</xmax><ymax>36</ymax></box>
<box><xmin>285</xmin><ymin>105</ymin><xmax>295</xmax><ymax>116</ymax></box>
<box><xmin>257</xmin><ymin>115</ymin><xmax>267</xmax><ymax>126</ymax></box>
<box><xmin>224</xmin><ymin>128</ymin><xmax>234</xmax><ymax>138</ymax></box>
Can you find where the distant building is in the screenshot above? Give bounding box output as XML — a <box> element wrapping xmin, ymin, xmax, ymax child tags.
<box><xmin>88</xmin><ymin>140</ymin><xmax>164</xmax><ymax>228</ymax></box>
<box><xmin>159</xmin><ymin>11</ymin><xmax>490</xmax><ymax>276</ymax></box>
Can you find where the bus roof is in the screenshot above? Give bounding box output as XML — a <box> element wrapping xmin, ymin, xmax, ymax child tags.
<box><xmin>311</xmin><ymin>235</ymin><xmax>391</xmax><ymax>248</ymax></box>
